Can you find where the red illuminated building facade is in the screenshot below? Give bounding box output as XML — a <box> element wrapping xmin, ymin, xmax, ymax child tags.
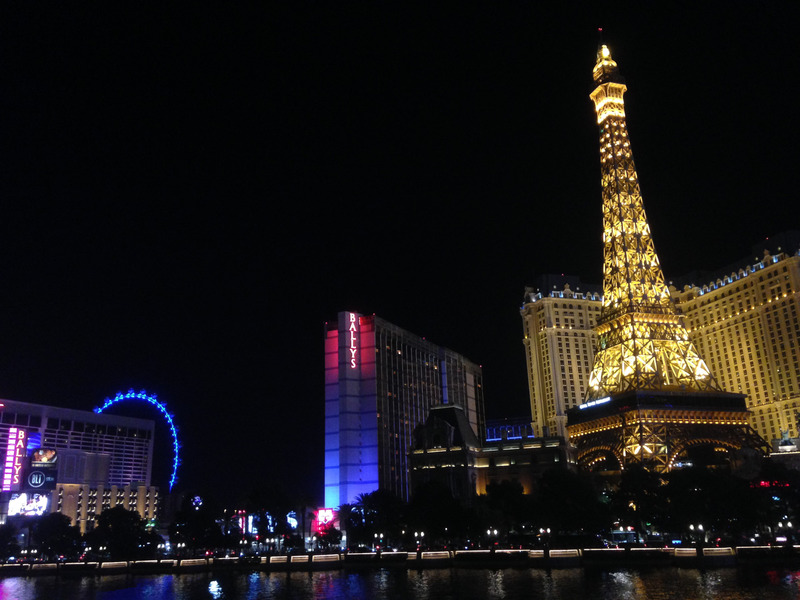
<box><xmin>324</xmin><ymin>312</ymin><xmax>486</xmax><ymax>506</ymax></box>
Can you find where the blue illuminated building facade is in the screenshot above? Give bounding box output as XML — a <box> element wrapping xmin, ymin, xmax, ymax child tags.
<box><xmin>324</xmin><ymin>312</ymin><xmax>486</xmax><ymax>507</ymax></box>
<box><xmin>485</xmin><ymin>417</ymin><xmax>534</xmax><ymax>442</ymax></box>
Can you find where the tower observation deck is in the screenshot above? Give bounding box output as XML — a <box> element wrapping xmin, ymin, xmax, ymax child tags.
<box><xmin>567</xmin><ymin>44</ymin><xmax>768</xmax><ymax>472</ymax></box>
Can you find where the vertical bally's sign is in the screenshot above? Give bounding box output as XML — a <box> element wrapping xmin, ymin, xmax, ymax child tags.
<box><xmin>2</xmin><ymin>427</ymin><xmax>27</xmax><ymax>492</ymax></box>
<box><xmin>348</xmin><ymin>312</ymin><xmax>359</xmax><ymax>369</ymax></box>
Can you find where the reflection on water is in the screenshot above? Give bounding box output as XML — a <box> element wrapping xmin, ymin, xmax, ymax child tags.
<box><xmin>2</xmin><ymin>567</ymin><xmax>800</xmax><ymax>600</ymax></box>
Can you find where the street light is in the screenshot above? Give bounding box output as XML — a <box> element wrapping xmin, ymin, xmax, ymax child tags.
<box><xmin>414</xmin><ymin>531</ymin><xmax>424</xmax><ymax>550</ymax></box>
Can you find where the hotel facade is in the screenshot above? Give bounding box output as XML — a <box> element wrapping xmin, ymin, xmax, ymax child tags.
<box><xmin>324</xmin><ymin>311</ymin><xmax>486</xmax><ymax>507</ymax></box>
<box><xmin>521</xmin><ymin>238</ymin><xmax>800</xmax><ymax>446</ymax></box>
<box><xmin>0</xmin><ymin>399</ymin><xmax>158</xmax><ymax>533</ymax></box>
<box><xmin>520</xmin><ymin>276</ymin><xmax>601</xmax><ymax>438</ymax></box>
<box><xmin>672</xmin><ymin>244</ymin><xmax>800</xmax><ymax>443</ymax></box>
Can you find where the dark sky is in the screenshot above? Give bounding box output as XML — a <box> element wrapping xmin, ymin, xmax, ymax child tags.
<box><xmin>0</xmin><ymin>4</ymin><xmax>797</xmax><ymax>505</ymax></box>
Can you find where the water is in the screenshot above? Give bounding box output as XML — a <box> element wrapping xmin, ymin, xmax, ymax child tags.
<box><xmin>3</xmin><ymin>567</ymin><xmax>800</xmax><ymax>600</ymax></box>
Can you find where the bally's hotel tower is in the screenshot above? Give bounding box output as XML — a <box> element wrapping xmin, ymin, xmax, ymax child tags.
<box><xmin>324</xmin><ymin>312</ymin><xmax>486</xmax><ymax>507</ymax></box>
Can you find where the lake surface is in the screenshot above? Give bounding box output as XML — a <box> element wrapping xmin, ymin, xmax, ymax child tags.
<box><xmin>3</xmin><ymin>566</ymin><xmax>800</xmax><ymax>600</ymax></box>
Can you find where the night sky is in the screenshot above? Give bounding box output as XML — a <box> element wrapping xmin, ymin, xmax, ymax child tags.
<box><xmin>1</xmin><ymin>4</ymin><xmax>797</xmax><ymax>505</ymax></box>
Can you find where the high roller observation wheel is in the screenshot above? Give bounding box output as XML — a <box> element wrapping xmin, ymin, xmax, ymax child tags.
<box><xmin>94</xmin><ymin>389</ymin><xmax>180</xmax><ymax>491</ymax></box>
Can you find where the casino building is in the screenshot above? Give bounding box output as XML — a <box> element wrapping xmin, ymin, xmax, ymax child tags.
<box><xmin>324</xmin><ymin>312</ymin><xmax>486</xmax><ymax>506</ymax></box>
<box><xmin>521</xmin><ymin>275</ymin><xmax>602</xmax><ymax>438</ymax></box>
<box><xmin>670</xmin><ymin>238</ymin><xmax>800</xmax><ymax>444</ymax></box>
<box><xmin>522</xmin><ymin>238</ymin><xmax>800</xmax><ymax>450</ymax></box>
<box><xmin>564</xmin><ymin>43</ymin><xmax>767</xmax><ymax>470</ymax></box>
<box><xmin>409</xmin><ymin>406</ymin><xmax>574</xmax><ymax>504</ymax></box>
<box><xmin>0</xmin><ymin>399</ymin><xmax>158</xmax><ymax>533</ymax></box>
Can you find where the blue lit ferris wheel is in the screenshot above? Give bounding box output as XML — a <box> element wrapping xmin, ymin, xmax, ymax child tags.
<box><xmin>94</xmin><ymin>389</ymin><xmax>180</xmax><ymax>491</ymax></box>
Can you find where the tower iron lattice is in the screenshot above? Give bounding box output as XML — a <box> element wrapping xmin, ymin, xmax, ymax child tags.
<box><xmin>586</xmin><ymin>44</ymin><xmax>717</xmax><ymax>401</ymax></box>
<box><xmin>567</xmin><ymin>45</ymin><xmax>768</xmax><ymax>472</ymax></box>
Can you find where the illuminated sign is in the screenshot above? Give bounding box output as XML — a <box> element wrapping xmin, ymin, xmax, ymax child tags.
<box><xmin>314</xmin><ymin>508</ymin><xmax>338</xmax><ymax>533</ymax></box>
<box><xmin>751</xmin><ymin>480</ymin><xmax>790</xmax><ymax>489</ymax></box>
<box><xmin>31</xmin><ymin>448</ymin><xmax>58</xmax><ymax>467</ymax></box>
<box><xmin>24</xmin><ymin>458</ymin><xmax>57</xmax><ymax>492</ymax></box>
<box><xmin>579</xmin><ymin>397</ymin><xmax>611</xmax><ymax>410</ymax></box>
<box><xmin>348</xmin><ymin>312</ymin><xmax>358</xmax><ymax>369</ymax></box>
<box><xmin>2</xmin><ymin>428</ymin><xmax>27</xmax><ymax>492</ymax></box>
<box><xmin>8</xmin><ymin>492</ymin><xmax>49</xmax><ymax>517</ymax></box>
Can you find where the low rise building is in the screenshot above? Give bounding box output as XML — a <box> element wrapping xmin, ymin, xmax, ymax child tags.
<box><xmin>409</xmin><ymin>405</ymin><xmax>574</xmax><ymax>503</ymax></box>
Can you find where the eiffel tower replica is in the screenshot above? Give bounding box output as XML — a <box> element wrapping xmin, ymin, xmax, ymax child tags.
<box><xmin>566</xmin><ymin>44</ymin><xmax>768</xmax><ymax>472</ymax></box>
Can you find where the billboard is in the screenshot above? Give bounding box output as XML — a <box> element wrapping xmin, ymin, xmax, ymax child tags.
<box><xmin>8</xmin><ymin>492</ymin><xmax>49</xmax><ymax>517</ymax></box>
<box><xmin>31</xmin><ymin>448</ymin><xmax>58</xmax><ymax>466</ymax></box>
<box><xmin>23</xmin><ymin>467</ymin><xmax>57</xmax><ymax>491</ymax></box>
<box><xmin>24</xmin><ymin>448</ymin><xmax>58</xmax><ymax>491</ymax></box>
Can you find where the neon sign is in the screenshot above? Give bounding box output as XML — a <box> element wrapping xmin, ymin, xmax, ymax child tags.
<box><xmin>3</xmin><ymin>427</ymin><xmax>27</xmax><ymax>492</ymax></box>
<box><xmin>314</xmin><ymin>508</ymin><xmax>337</xmax><ymax>533</ymax></box>
<box><xmin>579</xmin><ymin>396</ymin><xmax>611</xmax><ymax>410</ymax></box>
<box><xmin>95</xmin><ymin>389</ymin><xmax>180</xmax><ymax>491</ymax></box>
<box><xmin>349</xmin><ymin>312</ymin><xmax>358</xmax><ymax>369</ymax></box>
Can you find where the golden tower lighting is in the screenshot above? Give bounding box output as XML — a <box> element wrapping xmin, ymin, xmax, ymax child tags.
<box><xmin>586</xmin><ymin>44</ymin><xmax>717</xmax><ymax>400</ymax></box>
<box><xmin>567</xmin><ymin>44</ymin><xmax>768</xmax><ymax>472</ymax></box>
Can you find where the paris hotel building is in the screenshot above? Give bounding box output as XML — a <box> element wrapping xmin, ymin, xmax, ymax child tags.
<box><xmin>521</xmin><ymin>235</ymin><xmax>800</xmax><ymax>445</ymax></box>
<box><xmin>520</xmin><ymin>275</ymin><xmax>601</xmax><ymax>439</ymax></box>
<box><xmin>324</xmin><ymin>311</ymin><xmax>486</xmax><ymax>507</ymax></box>
<box><xmin>671</xmin><ymin>240</ymin><xmax>800</xmax><ymax>444</ymax></box>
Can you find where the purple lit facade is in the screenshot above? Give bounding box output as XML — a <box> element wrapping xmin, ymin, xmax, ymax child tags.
<box><xmin>325</xmin><ymin>312</ymin><xmax>485</xmax><ymax>507</ymax></box>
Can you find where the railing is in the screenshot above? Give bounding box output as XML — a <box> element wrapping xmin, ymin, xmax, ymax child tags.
<box><xmin>312</xmin><ymin>554</ymin><xmax>341</xmax><ymax>563</ymax></box>
<box><xmin>3</xmin><ymin>546</ymin><xmax>800</xmax><ymax>578</ymax></box>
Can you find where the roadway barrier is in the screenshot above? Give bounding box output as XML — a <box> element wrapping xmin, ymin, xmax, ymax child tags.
<box><xmin>454</xmin><ymin>549</ymin><xmax>528</xmax><ymax>567</ymax></box>
<box><xmin>311</xmin><ymin>554</ymin><xmax>342</xmax><ymax>570</ymax></box>
<box><xmin>379</xmin><ymin>551</ymin><xmax>408</xmax><ymax>565</ymax></box>
<box><xmin>701</xmin><ymin>547</ymin><xmax>736</xmax><ymax>567</ymax></box>
<box><xmin>176</xmin><ymin>558</ymin><xmax>209</xmax><ymax>571</ymax></box>
<box><xmin>736</xmin><ymin>545</ymin><xmax>800</xmax><ymax>563</ymax></box>
<box><xmin>100</xmin><ymin>561</ymin><xmax>129</xmax><ymax>572</ymax></box>
<box><xmin>4</xmin><ymin>545</ymin><xmax>800</xmax><ymax>578</ymax></box>
<box><xmin>344</xmin><ymin>552</ymin><xmax>379</xmax><ymax>567</ymax></box>
<box><xmin>417</xmin><ymin>551</ymin><xmax>453</xmax><ymax>568</ymax></box>
<box><xmin>583</xmin><ymin>547</ymin><xmax>672</xmax><ymax>565</ymax></box>
<box><xmin>60</xmin><ymin>561</ymin><xmax>99</xmax><ymax>573</ymax></box>
<box><xmin>0</xmin><ymin>563</ymin><xmax>30</xmax><ymax>574</ymax></box>
<box><xmin>212</xmin><ymin>557</ymin><xmax>239</xmax><ymax>569</ymax></box>
<box><xmin>548</xmin><ymin>549</ymin><xmax>582</xmax><ymax>567</ymax></box>
<box><xmin>29</xmin><ymin>563</ymin><xmax>58</xmax><ymax>575</ymax></box>
<box><xmin>130</xmin><ymin>559</ymin><xmax>162</xmax><ymax>571</ymax></box>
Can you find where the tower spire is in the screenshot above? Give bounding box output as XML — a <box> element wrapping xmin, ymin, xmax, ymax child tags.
<box><xmin>585</xmin><ymin>45</ymin><xmax>719</xmax><ymax>400</ymax></box>
<box><xmin>568</xmin><ymin>42</ymin><xmax>768</xmax><ymax>474</ymax></box>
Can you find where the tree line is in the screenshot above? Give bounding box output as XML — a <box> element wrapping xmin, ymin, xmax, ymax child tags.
<box><xmin>2</xmin><ymin>460</ymin><xmax>797</xmax><ymax>562</ymax></box>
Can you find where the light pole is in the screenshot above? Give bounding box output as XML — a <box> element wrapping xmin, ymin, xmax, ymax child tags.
<box><xmin>487</xmin><ymin>528</ymin><xmax>498</xmax><ymax>549</ymax></box>
<box><xmin>689</xmin><ymin>524</ymin><xmax>705</xmax><ymax>546</ymax></box>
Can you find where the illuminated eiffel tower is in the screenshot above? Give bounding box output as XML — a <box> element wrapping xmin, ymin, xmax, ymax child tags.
<box><xmin>567</xmin><ymin>44</ymin><xmax>768</xmax><ymax>472</ymax></box>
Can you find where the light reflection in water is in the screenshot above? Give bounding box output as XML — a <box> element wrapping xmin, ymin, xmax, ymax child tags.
<box><xmin>3</xmin><ymin>567</ymin><xmax>800</xmax><ymax>599</ymax></box>
<box><xmin>486</xmin><ymin>569</ymin><xmax>506</xmax><ymax>598</ymax></box>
